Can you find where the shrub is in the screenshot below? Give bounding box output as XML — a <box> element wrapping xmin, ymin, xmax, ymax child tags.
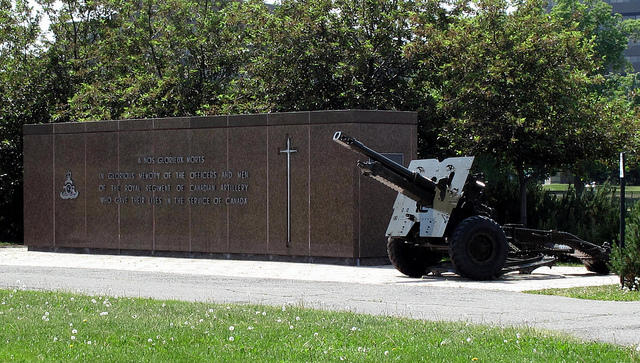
<box><xmin>609</xmin><ymin>201</ymin><xmax>640</xmax><ymax>290</ymax></box>
<box><xmin>530</xmin><ymin>184</ymin><xmax>619</xmax><ymax>246</ymax></box>
<box><xmin>482</xmin><ymin>170</ymin><xmax>619</xmax><ymax>246</ymax></box>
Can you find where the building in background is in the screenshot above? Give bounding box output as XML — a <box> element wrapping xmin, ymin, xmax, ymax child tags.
<box><xmin>606</xmin><ymin>0</ymin><xmax>640</xmax><ymax>71</ymax></box>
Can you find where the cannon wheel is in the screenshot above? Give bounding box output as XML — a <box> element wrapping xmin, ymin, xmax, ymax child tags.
<box><xmin>388</xmin><ymin>237</ymin><xmax>442</xmax><ymax>278</ymax></box>
<box><xmin>583</xmin><ymin>259</ymin><xmax>610</xmax><ymax>274</ymax></box>
<box><xmin>449</xmin><ymin>216</ymin><xmax>508</xmax><ymax>280</ymax></box>
<box><xmin>574</xmin><ymin>251</ymin><xmax>610</xmax><ymax>274</ymax></box>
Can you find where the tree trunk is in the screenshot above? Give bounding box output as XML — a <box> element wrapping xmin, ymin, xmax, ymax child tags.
<box><xmin>573</xmin><ymin>175</ymin><xmax>585</xmax><ymax>195</ymax></box>
<box><xmin>517</xmin><ymin>167</ymin><xmax>528</xmax><ymax>227</ymax></box>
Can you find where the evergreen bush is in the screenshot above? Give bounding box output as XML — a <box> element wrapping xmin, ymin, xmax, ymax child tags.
<box><xmin>530</xmin><ymin>184</ymin><xmax>619</xmax><ymax>246</ymax></box>
<box><xmin>609</xmin><ymin>201</ymin><xmax>640</xmax><ymax>290</ymax></box>
<box><xmin>481</xmin><ymin>168</ymin><xmax>619</xmax><ymax>246</ymax></box>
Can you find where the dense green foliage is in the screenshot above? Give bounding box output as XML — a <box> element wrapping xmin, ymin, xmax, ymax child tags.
<box><xmin>610</xmin><ymin>201</ymin><xmax>640</xmax><ymax>290</ymax></box>
<box><xmin>1</xmin><ymin>289</ymin><xmax>638</xmax><ymax>361</ymax></box>
<box><xmin>410</xmin><ymin>0</ymin><xmax>639</xmax><ymax>225</ymax></box>
<box><xmin>1</xmin><ymin>0</ymin><xmax>63</xmax><ymax>242</ymax></box>
<box><xmin>2</xmin><ymin>0</ymin><xmax>639</xmax><ymax>239</ymax></box>
<box><xmin>530</xmin><ymin>184</ymin><xmax>620</xmax><ymax>245</ymax></box>
<box><xmin>481</xmin><ymin>166</ymin><xmax>620</xmax><ymax>245</ymax></box>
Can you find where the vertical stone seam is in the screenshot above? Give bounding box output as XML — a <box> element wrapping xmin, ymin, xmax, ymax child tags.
<box><xmin>117</xmin><ymin>121</ymin><xmax>121</xmax><ymax>250</ymax></box>
<box><xmin>307</xmin><ymin>114</ymin><xmax>311</xmax><ymax>256</ymax></box>
<box><xmin>358</xmin><ymin>161</ymin><xmax>362</xmax><ymax>263</ymax></box>
<box><xmin>266</xmin><ymin>116</ymin><xmax>270</xmax><ymax>253</ymax></box>
<box><xmin>152</xmin><ymin>119</ymin><xmax>156</xmax><ymax>253</ymax></box>
<box><xmin>188</xmin><ymin>129</ymin><xmax>192</xmax><ymax>253</ymax></box>
<box><xmin>84</xmin><ymin>124</ymin><xmax>88</xmax><ymax>244</ymax></box>
<box><xmin>52</xmin><ymin>127</ymin><xmax>56</xmax><ymax>248</ymax></box>
<box><xmin>226</xmin><ymin>119</ymin><xmax>230</xmax><ymax>254</ymax></box>
<box><xmin>357</xmin><ymin>123</ymin><xmax>362</xmax><ymax>263</ymax></box>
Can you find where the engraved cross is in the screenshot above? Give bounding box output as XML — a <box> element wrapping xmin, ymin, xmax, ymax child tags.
<box><xmin>279</xmin><ymin>136</ymin><xmax>298</xmax><ymax>247</ymax></box>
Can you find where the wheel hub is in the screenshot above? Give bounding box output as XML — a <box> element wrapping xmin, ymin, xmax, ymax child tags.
<box><xmin>468</xmin><ymin>233</ymin><xmax>496</xmax><ymax>264</ymax></box>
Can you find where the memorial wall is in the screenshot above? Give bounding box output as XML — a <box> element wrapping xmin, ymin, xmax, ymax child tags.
<box><xmin>23</xmin><ymin>110</ymin><xmax>417</xmax><ymax>265</ymax></box>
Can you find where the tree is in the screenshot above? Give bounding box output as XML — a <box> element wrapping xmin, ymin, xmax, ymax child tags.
<box><xmin>551</xmin><ymin>0</ymin><xmax>640</xmax><ymax>75</ymax></box>
<box><xmin>0</xmin><ymin>0</ymin><xmax>54</xmax><ymax>241</ymax></box>
<box><xmin>229</xmin><ymin>0</ymin><xmax>435</xmax><ymax>113</ymax></box>
<box><xmin>550</xmin><ymin>0</ymin><xmax>640</xmax><ymax>192</ymax></box>
<box><xmin>40</xmin><ymin>0</ymin><xmax>242</xmax><ymax>120</ymax></box>
<box><xmin>407</xmin><ymin>0</ymin><xmax>637</xmax><ymax>226</ymax></box>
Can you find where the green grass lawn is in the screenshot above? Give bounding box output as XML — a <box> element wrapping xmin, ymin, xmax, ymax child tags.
<box><xmin>524</xmin><ymin>284</ymin><xmax>640</xmax><ymax>301</ymax></box>
<box><xmin>0</xmin><ymin>289</ymin><xmax>638</xmax><ymax>362</ymax></box>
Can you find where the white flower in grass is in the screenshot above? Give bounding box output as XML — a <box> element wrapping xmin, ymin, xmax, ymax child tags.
<box><xmin>351</xmin><ymin>327</ymin><xmax>357</xmax><ymax>331</ymax></box>
<box><xmin>71</xmin><ymin>336</ymin><xmax>76</xmax><ymax>340</ymax></box>
<box><xmin>228</xmin><ymin>336</ymin><xmax>235</xmax><ymax>342</ymax></box>
<box><xmin>229</xmin><ymin>326</ymin><xmax>235</xmax><ymax>331</ymax></box>
<box><xmin>148</xmin><ymin>338</ymin><xmax>153</xmax><ymax>343</ymax></box>
<box><xmin>71</xmin><ymin>329</ymin><xmax>77</xmax><ymax>334</ymax></box>
<box><xmin>100</xmin><ymin>312</ymin><xmax>108</xmax><ymax>316</ymax></box>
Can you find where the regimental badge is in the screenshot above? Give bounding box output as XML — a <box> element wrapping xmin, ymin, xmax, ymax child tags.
<box><xmin>60</xmin><ymin>170</ymin><xmax>79</xmax><ymax>200</ymax></box>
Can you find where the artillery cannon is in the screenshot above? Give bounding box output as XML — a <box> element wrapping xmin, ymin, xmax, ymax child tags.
<box><xmin>333</xmin><ymin>131</ymin><xmax>611</xmax><ymax>280</ymax></box>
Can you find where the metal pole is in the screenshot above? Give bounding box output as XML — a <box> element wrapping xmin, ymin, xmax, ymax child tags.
<box><xmin>620</xmin><ymin>152</ymin><xmax>626</xmax><ymax>249</ymax></box>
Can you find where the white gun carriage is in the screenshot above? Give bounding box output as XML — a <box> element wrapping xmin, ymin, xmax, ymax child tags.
<box><xmin>333</xmin><ymin>132</ymin><xmax>610</xmax><ymax>280</ymax></box>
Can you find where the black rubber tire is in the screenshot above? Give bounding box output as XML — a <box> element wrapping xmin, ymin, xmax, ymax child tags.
<box><xmin>574</xmin><ymin>251</ymin><xmax>610</xmax><ymax>274</ymax></box>
<box><xmin>583</xmin><ymin>260</ymin><xmax>610</xmax><ymax>274</ymax></box>
<box><xmin>387</xmin><ymin>237</ymin><xmax>442</xmax><ymax>278</ymax></box>
<box><xmin>449</xmin><ymin>216</ymin><xmax>508</xmax><ymax>280</ymax></box>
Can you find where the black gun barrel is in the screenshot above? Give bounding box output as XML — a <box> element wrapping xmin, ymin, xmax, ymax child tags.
<box><xmin>333</xmin><ymin>131</ymin><xmax>437</xmax><ymax>204</ymax></box>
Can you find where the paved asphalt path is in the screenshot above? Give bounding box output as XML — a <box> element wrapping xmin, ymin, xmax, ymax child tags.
<box><xmin>1</xmin><ymin>247</ymin><xmax>639</xmax><ymax>348</ymax></box>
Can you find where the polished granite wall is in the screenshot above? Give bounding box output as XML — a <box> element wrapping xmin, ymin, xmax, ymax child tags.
<box><xmin>23</xmin><ymin>110</ymin><xmax>417</xmax><ymax>265</ymax></box>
